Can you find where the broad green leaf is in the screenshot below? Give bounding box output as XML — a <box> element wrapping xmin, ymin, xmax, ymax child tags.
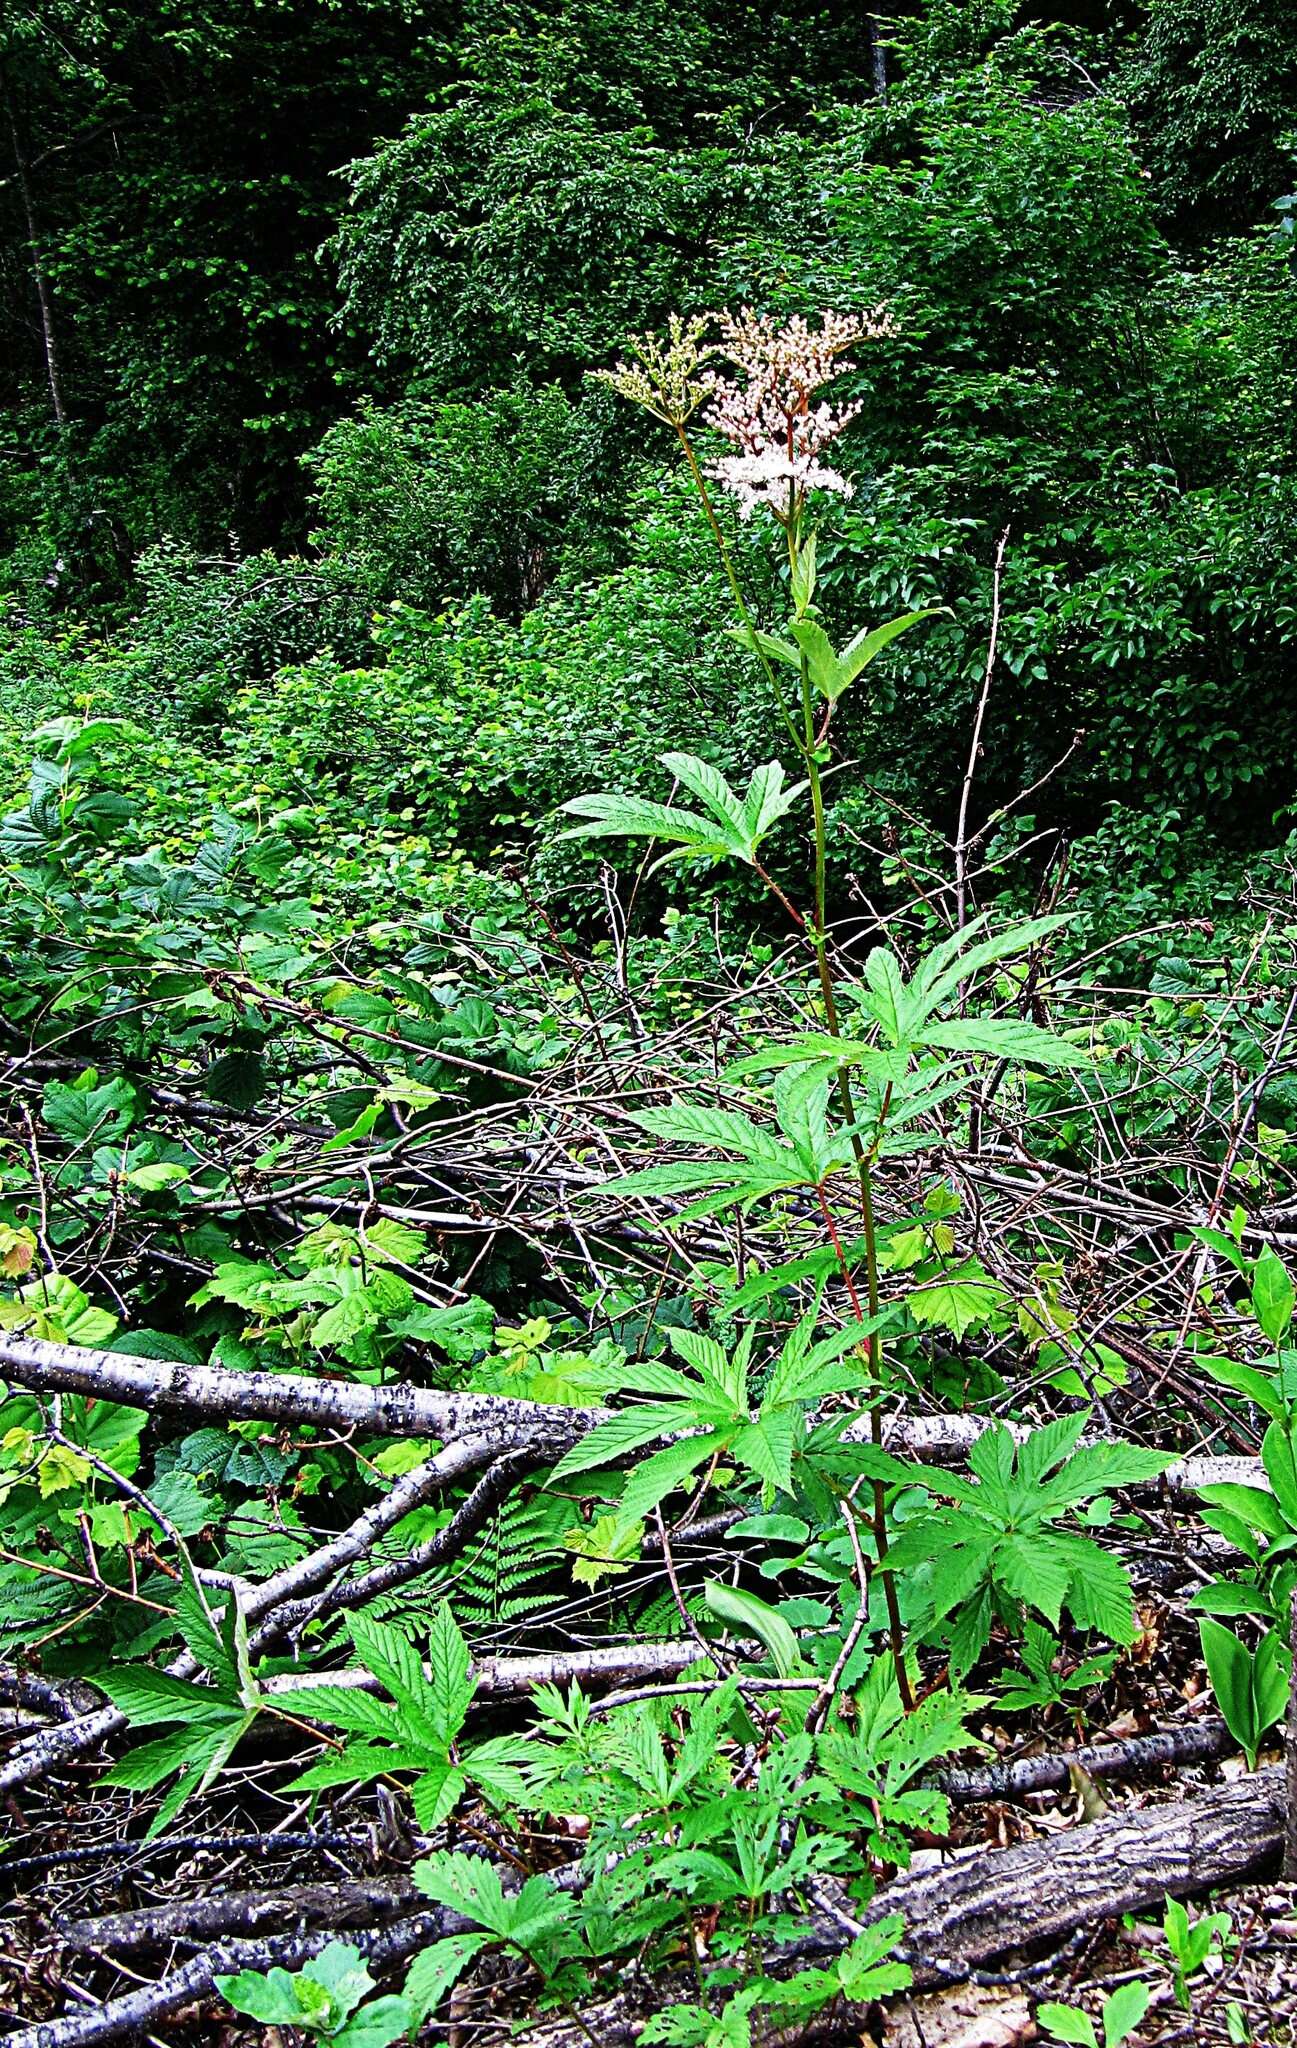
<box><xmin>835</xmin><ymin>607</ymin><xmax>948</xmax><ymax>690</ymax></box>
<box><xmin>1253</xmin><ymin>1249</ymin><xmax>1296</xmax><ymax>1346</ymax></box>
<box><xmin>335</xmin><ymin>1996</ymin><xmax>415</xmax><ymax>2048</ymax></box>
<box><xmin>1253</xmin><ymin>1628</ymin><xmax>1291</xmax><ymax>1735</ymax></box>
<box><xmin>704</xmin><ymin>1580</ymin><xmax>804</xmax><ymax>1677</ymax></box>
<box><xmin>1201</xmin><ymin>1354</ymin><xmax>1287</xmax><ymax>1421</ymax></box>
<box><xmin>1199</xmin><ymin>1618</ymin><xmax>1255</xmax><ymax>1754</ymax></box>
<box><xmin>1036</xmin><ymin>2005</ymin><xmax>1098</xmax><ymax>2048</ymax></box>
<box><xmin>1196</xmin><ymin>1483</ymin><xmax>1289</xmax><ymax>1541</ymax></box>
<box><xmin>1100</xmin><ymin>1978</ymin><xmax>1151</xmax><ymax>2043</ymax></box>
<box><xmin>725</xmin><ymin>623</ymin><xmax>802</xmax><ymax>672</ymax></box>
<box><xmin>215</xmin><ymin>1967</ymin><xmax>305</xmax><ymax>2026</ymax></box>
<box><xmin>1262</xmin><ymin>1422</ymin><xmax>1297</xmax><ymax>1527</ymax></box>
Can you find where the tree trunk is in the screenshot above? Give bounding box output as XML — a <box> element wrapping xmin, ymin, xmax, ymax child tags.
<box><xmin>866</xmin><ymin>11</ymin><xmax>888</xmax><ymax>99</ymax></box>
<box><xmin>3</xmin><ymin>70</ymin><xmax>67</xmax><ymax>428</ymax></box>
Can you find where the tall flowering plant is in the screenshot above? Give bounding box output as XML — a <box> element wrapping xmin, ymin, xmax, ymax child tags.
<box><xmin>561</xmin><ymin>312</ymin><xmax>1085</xmax><ymax>1699</ymax></box>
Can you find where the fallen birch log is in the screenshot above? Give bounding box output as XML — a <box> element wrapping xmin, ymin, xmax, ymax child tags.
<box><xmin>0</xmin><ymin>1330</ymin><xmax>1266</xmax><ymax>1495</ymax></box>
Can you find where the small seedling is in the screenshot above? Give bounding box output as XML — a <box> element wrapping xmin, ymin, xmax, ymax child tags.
<box><xmin>1038</xmin><ymin>1977</ymin><xmax>1151</xmax><ymax>2048</ymax></box>
<box><xmin>216</xmin><ymin>1939</ymin><xmax>411</xmax><ymax>2045</ymax></box>
<box><xmin>1154</xmin><ymin>1895</ymin><xmax>1231</xmax><ymax>2012</ymax></box>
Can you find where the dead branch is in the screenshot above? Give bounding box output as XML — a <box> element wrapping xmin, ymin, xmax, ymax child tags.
<box><xmin>0</xmin><ymin>1331</ymin><xmax>602</xmax><ymax>1450</ymax></box>
<box><xmin>62</xmin><ymin>1879</ymin><xmax>423</xmax><ymax>1953</ymax></box>
<box><xmin>935</xmin><ymin>1715</ymin><xmax>1233</xmax><ymax>1803</ymax></box>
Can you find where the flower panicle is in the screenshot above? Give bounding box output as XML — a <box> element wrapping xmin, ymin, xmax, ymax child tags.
<box><xmin>588</xmin><ymin>312</ymin><xmax>717</xmax><ymax>427</ymax></box>
<box><xmin>593</xmin><ymin>303</ymin><xmax>896</xmax><ymax>520</ymax></box>
<box><xmin>702</xmin><ymin>304</ymin><xmax>895</xmax><ymax>524</ymax></box>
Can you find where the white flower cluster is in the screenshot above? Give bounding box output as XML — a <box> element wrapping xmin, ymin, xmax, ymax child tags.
<box><xmin>704</xmin><ymin>306</ymin><xmax>894</xmax><ymax>523</ymax></box>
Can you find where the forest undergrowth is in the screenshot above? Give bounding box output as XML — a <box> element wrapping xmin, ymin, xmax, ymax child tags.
<box><xmin>4</xmin><ymin>299</ymin><xmax>1297</xmax><ymax>2048</ymax></box>
<box><xmin>5</xmin><ymin>2</ymin><xmax>1297</xmax><ymax>2042</ymax></box>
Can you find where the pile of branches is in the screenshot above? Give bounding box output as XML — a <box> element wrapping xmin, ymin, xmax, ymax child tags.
<box><xmin>5</xmin><ymin>898</ymin><xmax>1297</xmax><ymax>2044</ymax></box>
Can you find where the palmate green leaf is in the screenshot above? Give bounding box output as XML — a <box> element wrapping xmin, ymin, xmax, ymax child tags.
<box><xmin>922</xmin><ymin>1016</ymin><xmax>1089</xmax><ymax>1069</ymax></box>
<box><xmin>995</xmin><ymin>1532</ymin><xmax>1071</xmax><ymax>1627</ymax></box>
<box><xmin>618</xmin><ymin>1431</ymin><xmax>730</xmax><ymax>1523</ymax></box>
<box><xmin>911</xmin><ymin>914</ymin><xmax>1073</xmax><ymax>1017</ymax></box>
<box><xmin>861</xmin><ymin>947</ymin><xmax>911</xmax><ymax>1045</ymax></box>
<box><xmin>1032</xmin><ymin>1437</ymin><xmax>1174</xmax><ymax>1511</ymax></box>
<box><xmin>350</xmin><ymin>1611</ymin><xmax>444</xmax><ymax>1742</ymax></box>
<box><xmin>414</xmin><ymin>1852</ymin><xmax>573</xmax><ymax>1949</ymax></box>
<box><xmin>558</xmin><ymin>754</ymin><xmax>805</xmax><ymax>874</ymax></box>
<box><xmin>466</xmin><ymin>1737</ymin><xmax>533</xmax><ymax>1811</ymax></box>
<box><xmin>633</xmin><ymin>1100</ymin><xmax>788</xmax><ymax>1164</ymax></box>
<box><xmin>730</xmin><ymin>1408</ymin><xmax>797</xmax><ymax>1495</ymax></box>
<box><xmin>764</xmin><ymin>1315</ymin><xmax>887</xmax><ymax>1406</ymax></box>
<box><xmin>599</xmin><ymin>1160</ymin><xmax>750</xmax><ymax>1201</ymax></box>
<box><xmin>302</xmin><ymin>1940</ymin><xmax>375</xmax><ymax>2025</ymax></box>
<box><xmin>666</xmin><ymin>1325</ymin><xmax>734</xmax><ymax>1385</ymax></box>
<box><xmin>96</xmin><ymin>1665</ymin><xmax>235</xmax><ymax>1728</ymax></box>
<box><xmin>557</xmin><ymin>790</ymin><xmax>731</xmax><ymax>859</ymax></box>
<box><xmin>109</xmin><ymin>1710</ymin><xmax>253</xmax><ymax>1838</ymax></box>
<box><xmin>1012</xmin><ymin>1410</ymin><xmax>1089</xmax><ymax>1490</ymax></box>
<box><xmin>1036</xmin><ymin>2003</ymin><xmax>1099</xmax><ymax>2048</ymax></box>
<box><xmin>834</xmin><ymin>1916</ymin><xmax>914</xmax><ymax>2000</ymax></box>
<box><xmin>426</xmin><ymin>1603</ymin><xmax>476</xmax><ymax>1744</ymax></box>
<box><xmin>411</xmin><ymin>1762</ymin><xmax>468</xmax><ymax>1830</ymax></box>
<box><xmin>290</xmin><ymin>1743</ymin><xmax>416</xmax><ymax>1794</ymax></box>
<box><xmin>272</xmin><ymin>1685</ymin><xmax>400</xmax><ymax>1740</ymax></box>
<box><xmin>1045</xmin><ymin>1536</ymin><xmax>1139</xmax><ymax>1643</ymax></box>
<box><xmin>550</xmin><ymin>1403</ymin><xmax>684</xmax><ymax>1480</ymax></box>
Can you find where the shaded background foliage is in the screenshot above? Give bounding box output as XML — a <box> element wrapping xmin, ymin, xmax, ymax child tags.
<box><xmin>3</xmin><ymin>0</ymin><xmax>1297</xmax><ymax>921</ymax></box>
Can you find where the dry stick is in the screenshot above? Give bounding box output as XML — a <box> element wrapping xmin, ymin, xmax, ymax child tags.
<box><xmin>0</xmin><ymin>1331</ymin><xmax>602</xmax><ymax>1450</ymax></box>
<box><xmin>933</xmin><ymin>1714</ymin><xmax>1233</xmax><ymax>1803</ymax></box>
<box><xmin>62</xmin><ymin>1879</ymin><xmax>425</xmax><ymax>1954</ymax></box>
<box><xmin>804</xmin><ymin>1495</ymin><xmax>872</xmax><ymax>1735</ymax></box>
<box><xmin>953</xmin><ymin>527</ymin><xmax>1010</xmax><ymax>935</ymax></box>
<box><xmin>263</xmin><ymin>1449</ymin><xmax>539</xmax><ymax>1642</ymax></box>
<box><xmin>653</xmin><ymin>1505</ymin><xmax>730</xmax><ymax>1680</ymax></box>
<box><xmin>266</xmin><ymin>1638</ymin><xmax>710</xmax><ymax>1706</ymax></box>
<box><xmin>0</xmin><ymin>1911</ymin><xmax>453</xmax><ymax>2048</ymax></box>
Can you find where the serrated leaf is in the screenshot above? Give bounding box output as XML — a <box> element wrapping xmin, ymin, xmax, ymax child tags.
<box><xmin>427</xmin><ymin>1602</ymin><xmax>475</xmax><ymax>1744</ymax></box>
<box><xmin>618</xmin><ymin>1432</ymin><xmax>728</xmax><ymax>1523</ymax></box>
<box><xmin>403</xmin><ymin>1936</ymin><xmax>487</xmax><ymax>2023</ymax></box>
<box><xmin>922</xmin><ymin>1016</ymin><xmax>1089</xmax><ymax>1068</ymax></box>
